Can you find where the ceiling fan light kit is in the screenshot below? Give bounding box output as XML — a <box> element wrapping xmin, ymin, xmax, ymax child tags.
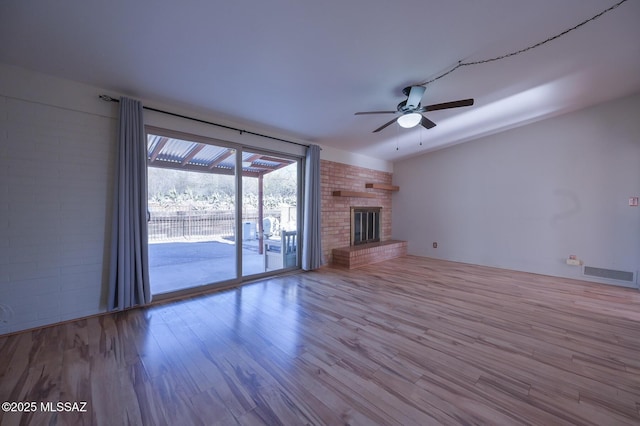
<box><xmin>397</xmin><ymin>112</ymin><xmax>422</xmax><ymax>128</ymax></box>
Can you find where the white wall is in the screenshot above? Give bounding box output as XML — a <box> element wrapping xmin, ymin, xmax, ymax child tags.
<box><xmin>393</xmin><ymin>93</ymin><xmax>640</xmax><ymax>287</ymax></box>
<box><xmin>0</xmin><ymin>65</ymin><xmax>118</xmax><ymax>334</ymax></box>
<box><xmin>0</xmin><ymin>63</ymin><xmax>390</xmax><ymax>334</ymax></box>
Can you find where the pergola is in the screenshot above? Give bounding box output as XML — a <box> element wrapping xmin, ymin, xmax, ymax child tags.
<box><xmin>147</xmin><ymin>135</ymin><xmax>295</xmax><ymax>253</ymax></box>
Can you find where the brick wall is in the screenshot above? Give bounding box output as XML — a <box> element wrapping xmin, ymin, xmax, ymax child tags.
<box><xmin>320</xmin><ymin>159</ymin><xmax>394</xmax><ymax>264</ymax></box>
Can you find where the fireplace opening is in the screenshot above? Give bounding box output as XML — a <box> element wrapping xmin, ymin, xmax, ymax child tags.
<box><xmin>351</xmin><ymin>207</ymin><xmax>381</xmax><ymax>245</ymax></box>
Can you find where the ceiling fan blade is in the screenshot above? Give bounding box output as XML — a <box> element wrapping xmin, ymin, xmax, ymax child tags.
<box><xmin>424</xmin><ymin>98</ymin><xmax>474</xmax><ymax>112</ymax></box>
<box><xmin>373</xmin><ymin>117</ymin><xmax>399</xmax><ymax>133</ymax></box>
<box><xmin>421</xmin><ymin>116</ymin><xmax>436</xmax><ymax>129</ymax></box>
<box><xmin>354</xmin><ymin>111</ymin><xmax>396</xmax><ymax>115</ymax></box>
<box><xmin>406</xmin><ymin>86</ymin><xmax>426</xmax><ymax>109</ymax></box>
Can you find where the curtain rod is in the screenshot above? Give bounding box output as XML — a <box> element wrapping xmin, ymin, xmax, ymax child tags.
<box><xmin>99</xmin><ymin>95</ymin><xmax>310</xmax><ymax>148</ymax></box>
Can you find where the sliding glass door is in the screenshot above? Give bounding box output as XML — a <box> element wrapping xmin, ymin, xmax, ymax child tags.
<box><xmin>145</xmin><ymin>129</ymin><xmax>300</xmax><ymax>296</ymax></box>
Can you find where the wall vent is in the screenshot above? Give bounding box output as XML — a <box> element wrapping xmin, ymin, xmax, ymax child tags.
<box><xmin>583</xmin><ymin>266</ymin><xmax>636</xmax><ymax>284</ymax></box>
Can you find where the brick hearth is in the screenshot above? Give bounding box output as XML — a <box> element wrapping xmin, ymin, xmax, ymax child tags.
<box><xmin>332</xmin><ymin>240</ymin><xmax>408</xmax><ymax>269</ymax></box>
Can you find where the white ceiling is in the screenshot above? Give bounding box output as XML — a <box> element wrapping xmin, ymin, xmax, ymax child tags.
<box><xmin>1</xmin><ymin>0</ymin><xmax>639</xmax><ymax>162</ymax></box>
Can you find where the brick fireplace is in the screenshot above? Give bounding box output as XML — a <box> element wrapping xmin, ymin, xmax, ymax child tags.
<box><xmin>320</xmin><ymin>159</ymin><xmax>406</xmax><ymax>267</ymax></box>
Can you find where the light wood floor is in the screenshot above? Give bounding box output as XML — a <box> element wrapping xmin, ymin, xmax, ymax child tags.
<box><xmin>1</xmin><ymin>256</ymin><xmax>640</xmax><ymax>425</ymax></box>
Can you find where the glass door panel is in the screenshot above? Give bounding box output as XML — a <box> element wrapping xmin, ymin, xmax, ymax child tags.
<box><xmin>241</xmin><ymin>151</ymin><xmax>299</xmax><ymax>276</ymax></box>
<box><xmin>146</xmin><ymin>132</ymin><xmax>237</xmax><ymax>295</ymax></box>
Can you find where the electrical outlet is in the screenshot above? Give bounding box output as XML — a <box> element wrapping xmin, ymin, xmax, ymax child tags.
<box><xmin>433</xmin><ymin>242</ymin><xmax>438</xmax><ymax>248</ymax></box>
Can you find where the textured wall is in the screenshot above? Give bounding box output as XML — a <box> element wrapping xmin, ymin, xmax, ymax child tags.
<box><xmin>0</xmin><ymin>95</ymin><xmax>116</xmax><ymax>334</ymax></box>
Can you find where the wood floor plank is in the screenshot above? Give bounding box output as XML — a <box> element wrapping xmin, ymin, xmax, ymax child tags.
<box><xmin>1</xmin><ymin>255</ymin><xmax>640</xmax><ymax>424</ymax></box>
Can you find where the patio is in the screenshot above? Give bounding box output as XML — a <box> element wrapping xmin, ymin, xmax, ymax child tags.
<box><xmin>149</xmin><ymin>237</ymin><xmax>271</xmax><ymax>294</ymax></box>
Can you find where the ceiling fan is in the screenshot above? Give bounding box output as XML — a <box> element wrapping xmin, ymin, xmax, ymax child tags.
<box><xmin>355</xmin><ymin>85</ymin><xmax>474</xmax><ymax>133</ymax></box>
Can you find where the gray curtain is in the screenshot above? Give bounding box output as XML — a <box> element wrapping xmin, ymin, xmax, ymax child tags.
<box><xmin>108</xmin><ymin>97</ymin><xmax>151</xmax><ymax>310</ymax></box>
<box><xmin>302</xmin><ymin>144</ymin><xmax>322</xmax><ymax>270</ymax></box>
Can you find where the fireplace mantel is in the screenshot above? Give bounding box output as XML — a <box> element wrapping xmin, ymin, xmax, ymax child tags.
<box><xmin>332</xmin><ymin>190</ymin><xmax>376</xmax><ymax>198</ymax></box>
<box><xmin>365</xmin><ymin>183</ymin><xmax>399</xmax><ymax>191</ymax></box>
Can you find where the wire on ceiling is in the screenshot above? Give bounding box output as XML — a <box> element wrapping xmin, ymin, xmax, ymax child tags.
<box><xmin>417</xmin><ymin>0</ymin><xmax>629</xmax><ymax>87</ymax></box>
